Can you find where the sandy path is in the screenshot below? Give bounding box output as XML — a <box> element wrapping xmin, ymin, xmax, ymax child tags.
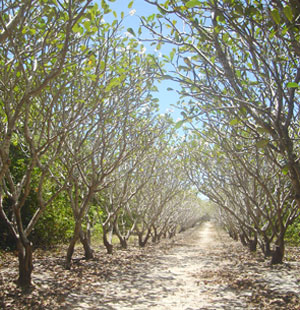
<box><xmin>2</xmin><ymin>221</ymin><xmax>300</xmax><ymax>309</ymax></box>
<box><xmin>66</xmin><ymin>222</ymin><xmax>250</xmax><ymax>309</ymax></box>
<box><xmin>143</xmin><ymin>221</ymin><xmax>247</xmax><ymax>310</ymax></box>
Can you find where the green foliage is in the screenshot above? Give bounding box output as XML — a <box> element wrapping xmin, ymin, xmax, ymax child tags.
<box><xmin>127</xmin><ymin>27</ymin><xmax>136</xmax><ymax>36</ymax></box>
<box><xmin>0</xmin><ymin>197</ymin><xmax>16</xmax><ymax>250</ymax></box>
<box><xmin>128</xmin><ymin>1</ymin><xmax>134</xmax><ymax>9</ymax></box>
<box><xmin>285</xmin><ymin>219</ymin><xmax>300</xmax><ymax>245</ymax></box>
<box><xmin>270</xmin><ymin>8</ymin><xmax>281</xmax><ymax>25</ymax></box>
<box><xmin>256</xmin><ymin>139</ymin><xmax>269</xmax><ymax>148</ymax></box>
<box><xmin>31</xmin><ymin>193</ymin><xmax>74</xmax><ymax>247</ymax></box>
<box><xmin>0</xmin><ymin>179</ymin><xmax>74</xmax><ymax>250</ymax></box>
<box><xmin>185</xmin><ymin>0</ymin><xmax>201</xmax><ymax>8</ymax></box>
<box><xmin>287</xmin><ymin>82</ymin><xmax>299</xmax><ymax>88</ymax></box>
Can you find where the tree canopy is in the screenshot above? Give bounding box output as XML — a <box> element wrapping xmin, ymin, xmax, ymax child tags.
<box><xmin>142</xmin><ymin>0</ymin><xmax>300</xmax><ymax>263</ymax></box>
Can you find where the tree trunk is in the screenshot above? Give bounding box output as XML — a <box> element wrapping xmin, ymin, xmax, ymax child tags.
<box><xmin>79</xmin><ymin>227</ymin><xmax>94</xmax><ymax>259</ymax></box>
<box><xmin>152</xmin><ymin>235</ymin><xmax>157</xmax><ymax>243</ymax></box>
<box><xmin>113</xmin><ymin>222</ymin><xmax>128</xmax><ymax>249</ymax></box>
<box><xmin>118</xmin><ymin>236</ymin><xmax>127</xmax><ymax>249</ymax></box>
<box><xmin>264</xmin><ymin>241</ymin><xmax>272</xmax><ymax>257</ymax></box>
<box><xmin>260</xmin><ymin>234</ymin><xmax>273</xmax><ymax>257</ymax></box>
<box><xmin>16</xmin><ymin>239</ymin><xmax>33</xmax><ymax>288</ymax></box>
<box><xmin>152</xmin><ymin>227</ymin><xmax>158</xmax><ymax>243</ymax></box>
<box><xmin>65</xmin><ymin>235</ymin><xmax>77</xmax><ymax>270</ymax></box>
<box><xmin>249</xmin><ymin>235</ymin><xmax>257</xmax><ymax>252</ymax></box>
<box><xmin>138</xmin><ymin>228</ymin><xmax>151</xmax><ymax>247</ymax></box>
<box><xmin>65</xmin><ymin>220</ymin><xmax>82</xmax><ymax>269</ymax></box>
<box><xmin>271</xmin><ymin>236</ymin><xmax>285</xmax><ymax>264</ymax></box>
<box><xmin>168</xmin><ymin>228</ymin><xmax>176</xmax><ymax>239</ymax></box>
<box><xmin>0</xmin><ymin>277</ymin><xmax>4</xmax><ymax>308</ymax></box>
<box><xmin>103</xmin><ymin>226</ymin><xmax>113</xmax><ymax>254</ymax></box>
<box><xmin>228</xmin><ymin>228</ymin><xmax>238</xmax><ymax>241</ymax></box>
<box><xmin>239</xmin><ymin>233</ymin><xmax>247</xmax><ymax>246</ymax></box>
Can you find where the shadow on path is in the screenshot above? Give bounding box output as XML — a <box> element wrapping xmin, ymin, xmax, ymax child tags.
<box><xmin>64</xmin><ymin>222</ymin><xmax>300</xmax><ymax>309</ymax></box>
<box><xmin>2</xmin><ymin>222</ymin><xmax>300</xmax><ymax>309</ymax></box>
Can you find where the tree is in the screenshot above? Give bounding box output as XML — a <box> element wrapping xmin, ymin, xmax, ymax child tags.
<box><xmin>99</xmin><ymin>140</ymin><xmax>162</xmax><ymax>253</ymax></box>
<box><xmin>55</xmin><ymin>22</ymin><xmax>164</xmax><ymax>268</ymax></box>
<box><xmin>181</xmin><ymin>124</ymin><xmax>299</xmax><ymax>263</ymax></box>
<box><xmin>175</xmin><ymin>191</ymin><xmax>209</xmax><ymax>234</ymax></box>
<box><xmin>142</xmin><ymin>0</ymin><xmax>300</xmax><ymax>262</ymax></box>
<box><xmin>143</xmin><ymin>0</ymin><xmax>300</xmax><ymax>198</ymax></box>
<box><xmin>131</xmin><ymin>141</ymin><xmax>189</xmax><ymax>247</ymax></box>
<box><xmin>0</xmin><ymin>0</ymin><xmax>95</xmax><ymax>287</ymax></box>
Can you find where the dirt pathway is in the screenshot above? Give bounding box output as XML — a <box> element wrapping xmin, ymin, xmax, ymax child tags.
<box><xmin>63</xmin><ymin>221</ymin><xmax>241</xmax><ymax>309</ymax></box>
<box><xmin>2</xmin><ymin>221</ymin><xmax>300</xmax><ymax>309</ymax></box>
<box><xmin>63</xmin><ymin>221</ymin><xmax>300</xmax><ymax>309</ymax></box>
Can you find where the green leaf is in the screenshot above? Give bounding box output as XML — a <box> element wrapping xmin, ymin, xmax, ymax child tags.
<box><xmin>256</xmin><ymin>139</ymin><xmax>269</xmax><ymax>148</ymax></box>
<box><xmin>234</xmin><ymin>4</ymin><xmax>244</xmax><ymax>15</ymax></box>
<box><xmin>157</xmin><ymin>6</ymin><xmax>167</xmax><ymax>15</ymax></box>
<box><xmin>287</xmin><ymin>82</ymin><xmax>299</xmax><ymax>88</ymax></box>
<box><xmin>257</xmin><ymin>127</ymin><xmax>269</xmax><ymax>134</ymax></box>
<box><xmin>91</xmin><ymin>26</ymin><xmax>98</xmax><ymax>33</ymax></box>
<box><xmin>185</xmin><ymin>0</ymin><xmax>201</xmax><ymax>8</ymax></box>
<box><xmin>282</xmin><ymin>26</ymin><xmax>289</xmax><ymax>35</ymax></box>
<box><xmin>222</xmin><ymin>32</ymin><xmax>229</xmax><ymax>42</ymax></box>
<box><xmin>11</xmin><ymin>133</ymin><xmax>19</xmax><ymax>146</ymax></box>
<box><xmin>216</xmin><ymin>14</ymin><xmax>225</xmax><ymax>23</ymax></box>
<box><xmin>105</xmin><ymin>78</ymin><xmax>121</xmax><ymax>92</ymax></box>
<box><xmin>29</xmin><ymin>28</ymin><xmax>36</xmax><ymax>35</ymax></box>
<box><xmin>282</xmin><ymin>164</ymin><xmax>289</xmax><ymax>175</ymax></box>
<box><xmin>170</xmin><ymin>48</ymin><xmax>176</xmax><ymax>61</ymax></box>
<box><xmin>271</xmin><ymin>9</ymin><xmax>281</xmax><ymax>25</ymax></box>
<box><xmin>90</xmin><ymin>74</ymin><xmax>97</xmax><ymax>81</ymax></box>
<box><xmin>83</xmin><ymin>20</ymin><xmax>91</xmax><ymax>31</ymax></box>
<box><xmin>229</xmin><ymin>118</ymin><xmax>239</xmax><ymax>126</ymax></box>
<box><xmin>181</xmin><ymin>111</ymin><xmax>187</xmax><ymax>119</ymax></box>
<box><xmin>127</xmin><ymin>27</ymin><xmax>136</xmax><ymax>36</ymax></box>
<box><xmin>148</xmin><ymin>13</ymin><xmax>156</xmax><ymax>22</ymax></box>
<box><xmin>239</xmin><ymin>107</ymin><xmax>247</xmax><ymax>116</ymax></box>
<box><xmin>283</xmin><ymin>5</ymin><xmax>293</xmax><ymax>22</ymax></box>
<box><xmin>269</xmin><ymin>29</ymin><xmax>276</xmax><ymax>39</ymax></box>
<box><xmin>72</xmin><ymin>23</ymin><xmax>83</xmax><ymax>34</ymax></box>
<box><xmin>128</xmin><ymin>1</ymin><xmax>133</xmax><ymax>8</ymax></box>
<box><xmin>161</xmin><ymin>74</ymin><xmax>173</xmax><ymax>80</ymax></box>
<box><xmin>175</xmin><ymin>120</ymin><xmax>185</xmax><ymax>129</ymax></box>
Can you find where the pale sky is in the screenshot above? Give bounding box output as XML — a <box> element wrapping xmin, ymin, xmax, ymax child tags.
<box><xmin>104</xmin><ymin>0</ymin><xmax>182</xmax><ymax>120</ymax></box>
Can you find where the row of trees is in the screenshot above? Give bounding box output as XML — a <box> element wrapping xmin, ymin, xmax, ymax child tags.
<box><xmin>4</xmin><ymin>0</ymin><xmax>299</xmax><ymax>290</ymax></box>
<box><xmin>0</xmin><ymin>0</ymin><xmax>206</xmax><ymax>289</ymax></box>
<box><xmin>143</xmin><ymin>0</ymin><xmax>300</xmax><ymax>263</ymax></box>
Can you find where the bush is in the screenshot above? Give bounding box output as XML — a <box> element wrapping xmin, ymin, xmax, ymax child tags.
<box><xmin>30</xmin><ymin>193</ymin><xmax>74</xmax><ymax>248</ymax></box>
<box><xmin>0</xmin><ymin>190</ymin><xmax>74</xmax><ymax>250</ymax></box>
<box><xmin>285</xmin><ymin>219</ymin><xmax>300</xmax><ymax>245</ymax></box>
